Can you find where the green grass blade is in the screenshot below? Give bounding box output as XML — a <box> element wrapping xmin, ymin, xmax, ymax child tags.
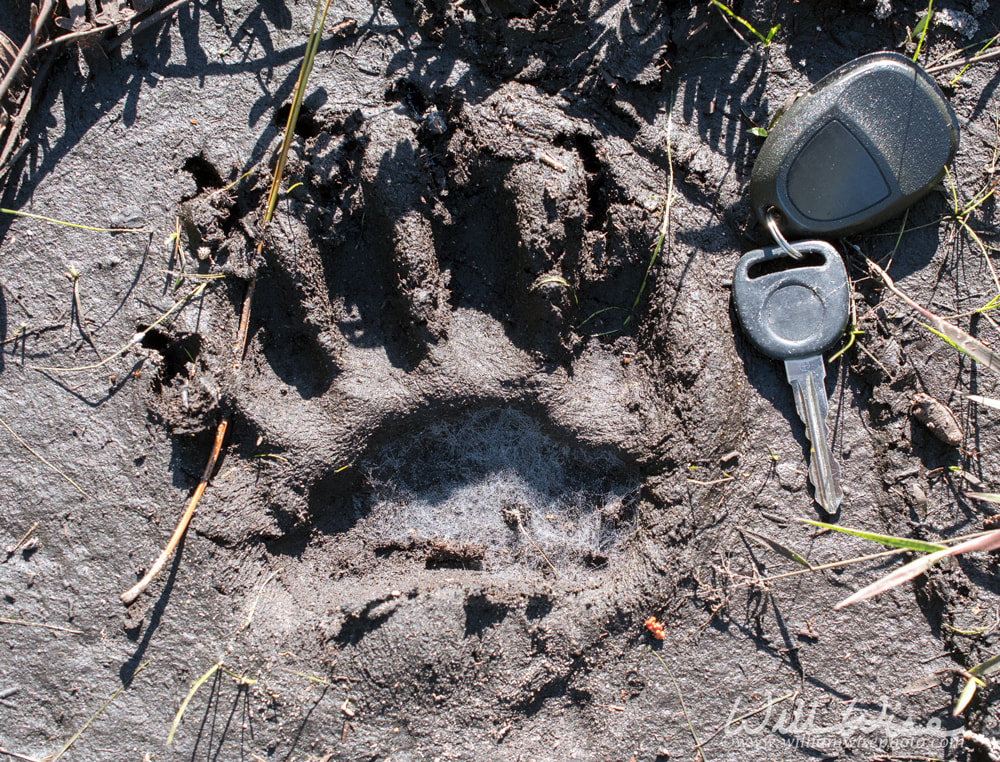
<box><xmin>912</xmin><ymin>0</ymin><xmax>933</xmax><ymax>62</ymax></box>
<box><xmin>953</xmin><ymin>677</ymin><xmax>979</xmax><ymax>715</ymax></box>
<box><xmin>263</xmin><ymin>0</ymin><xmax>334</xmax><ymax>226</ymax></box>
<box><xmin>1</xmin><ymin>207</ymin><xmax>149</xmax><ymax>233</ymax></box>
<box><xmin>167</xmin><ymin>661</ymin><xmax>222</xmax><ymax>745</ymax></box>
<box><xmin>970</xmin><ymin>653</ymin><xmax>1000</xmax><ymax>678</ymax></box>
<box><xmin>710</xmin><ymin>0</ymin><xmax>770</xmax><ymax>45</ymax></box>
<box><xmin>798</xmin><ymin>519</ymin><xmax>946</xmax><ymax>553</ymax></box>
<box><xmin>835</xmin><ymin>530</ymin><xmax>1000</xmax><ymax>609</ymax></box>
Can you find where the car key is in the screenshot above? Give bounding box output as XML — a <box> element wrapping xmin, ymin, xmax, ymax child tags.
<box><xmin>750</xmin><ymin>51</ymin><xmax>959</xmax><ymax>239</ymax></box>
<box><xmin>732</xmin><ymin>240</ymin><xmax>851</xmax><ymax>513</ymax></box>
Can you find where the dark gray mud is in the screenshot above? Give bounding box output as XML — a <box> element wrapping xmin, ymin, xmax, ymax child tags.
<box><xmin>1</xmin><ymin>0</ymin><xmax>1000</xmax><ymax>759</ymax></box>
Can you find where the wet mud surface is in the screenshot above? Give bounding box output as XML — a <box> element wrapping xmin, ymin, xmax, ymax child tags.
<box><xmin>1</xmin><ymin>0</ymin><xmax>1000</xmax><ymax>759</ymax></box>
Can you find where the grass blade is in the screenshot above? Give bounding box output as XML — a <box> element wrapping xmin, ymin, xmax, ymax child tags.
<box><xmin>50</xmin><ymin>661</ymin><xmax>149</xmax><ymax>761</ymax></box>
<box><xmin>0</xmin><ymin>415</ymin><xmax>89</xmax><ymax>497</ymax></box>
<box><xmin>167</xmin><ymin>661</ymin><xmax>222</xmax><ymax>745</ymax></box>
<box><xmin>970</xmin><ymin>653</ymin><xmax>1000</xmax><ymax>678</ymax></box>
<box><xmin>968</xmin><ymin>394</ymin><xmax>1000</xmax><ymax>411</ymax></box>
<box><xmin>966</xmin><ymin>492</ymin><xmax>1000</xmax><ymax>504</ymax></box>
<box><xmin>798</xmin><ymin>519</ymin><xmax>946</xmax><ymax>553</ymax></box>
<box><xmin>743</xmin><ymin>529</ymin><xmax>813</xmax><ymax>569</ymax></box>
<box><xmin>953</xmin><ymin>677</ymin><xmax>980</xmax><ymax>715</ymax></box>
<box><xmin>835</xmin><ymin>529</ymin><xmax>1000</xmax><ymax>609</ymax></box>
<box><xmin>867</xmin><ymin>258</ymin><xmax>1000</xmax><ymax>374</ymax></box>
<box><xmin>0</xmin><ymin>207</ymin><xmax>148</xmax><ymax>233</ymax></box>
<box><xmin>953</xmin><ymin>653</ymin><xmax>1000</xmax><ymax>716</ymax></box>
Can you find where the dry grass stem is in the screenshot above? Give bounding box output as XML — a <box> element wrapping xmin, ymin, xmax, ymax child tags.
<box><xmin>0</xmin><ymin>616</ymin><xmax>83</xmax><ymax>634</ymax></box>
<box><xmin>0</xmin><ymin>415</ymin><xmax>88</xmax><ymax>496</ymax></box>
<box><xmin>50</xmin><ymin>661</ymin><xmax>150</xmax><ymax>761</ymax></box>
<box><xmin>867</xmin><ymin>258</ymin><xmax>1000</xmax><ymax>373</ymax></box>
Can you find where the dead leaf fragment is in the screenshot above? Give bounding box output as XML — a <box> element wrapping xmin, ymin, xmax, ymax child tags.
<box><xmin>910</xmin><ymin>393</ymin><xmax>962</xmax><ymax>446</ymax></box>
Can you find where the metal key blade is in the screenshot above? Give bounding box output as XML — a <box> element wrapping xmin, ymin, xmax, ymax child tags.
<box><xmin>785</xmin><ymin>356</ymin><xmax>843</xmax><ymax>513</ymax></box>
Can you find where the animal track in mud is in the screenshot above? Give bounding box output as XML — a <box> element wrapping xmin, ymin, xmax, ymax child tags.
<box><xmin>170</xmin><ymin>79</ymin><xmax>747</xmax><ymax>604</ymax></box>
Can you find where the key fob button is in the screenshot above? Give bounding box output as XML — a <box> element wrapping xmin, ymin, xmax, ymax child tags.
<box><xmin>751</xmin><ymin>51</ymin><xmax>959</xmax><ymax>238</ymax></box>
<box><xmin>786</xmin><ymin>119</ymin><xmax>891</xmax><ymax>221</ymax></box>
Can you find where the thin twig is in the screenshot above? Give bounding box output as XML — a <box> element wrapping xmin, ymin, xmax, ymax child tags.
<box><xmin>120</xmin><ymin>417</ymin><xmax>228</xmax><ymax>605</ymax></box>
<box><xmin>926</xmin><ymin>46</ymin><xmax>1000</xmax><ymax>74</ymax></box>
<box><xmin>0</xmin><ymin>616</ymin><xmax>83</xmax><ymax>634</ymax></box>
<box><xmin>0</xmin><ymin>0</ymin><xmax>56</xmax><ymax>106</ymax></box>
<box><xmin>34</xmin><ymin>23</ymin><xmax>116</xmax><ymax>52</ymax></box>
<box><xmin>4</xmin><ymin>520</ymin><xmax>39</xmax><ymax>562</ymax></box>
<box><xmin>105</xmin><ymin>0</ymin><xmax>192</xmax><ymax>52</ymax></box>
<box><xmin>0</xmin><ymin>415</ymin><xmax>88</xmax><ymax>496</ymax></box>
<box><xmin>516</xmin><ymin>518</ymin><xmax>558</xmax><ymax>575</ymax></box>
<box><xmin>0</xmin><ymin>50</ymin><xmax>57</xmax><ymax>180</ymax></box>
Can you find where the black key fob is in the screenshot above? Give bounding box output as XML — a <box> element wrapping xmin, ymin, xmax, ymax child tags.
<box><xmin>750</xmin><ymin>51</ymin><xmax>959</xmax><ymax>238</ymax></box>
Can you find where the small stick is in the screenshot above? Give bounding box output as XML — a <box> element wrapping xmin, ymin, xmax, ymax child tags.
<box><xmin>120</xmin><ymin>416</ymin><xmax>229</xmax><ymax>604</ymax></box>
<box><xmin>926</xmin><ymin>47</ymin><xmax>1000</xmax><ymax>74</ymax></box>
<box><xmin>537</xmin><ymin>151</ymin><xmax>565</xmax><ymax>172</ymax></box>
<box><xmin>105</xmin><ymin>0</ymin><xmax>192</xmax><ymax>53</ymax></box>
<box><xmin>515</xmin><ymin>516</ymin><xmax>557</xmax><ymax>575</ymax></box>
<box><xmin>0</xmin><ymin>415</ymin><xmax>88</xmax><ymax>496</ymax></box>
<box><xmin>34</xmin><ymin>23</ymin><xmax>116</xmax><ymax>52</ymax></box>
<box><xmin>0</xmin><ymin>616</ymin><xmax>83</xmax><ymax>634</ymax></box>
<box><xmin>0</xmin><ymin>0</ymin><xmax>56</xmax><ymax>106</ymax></box>
<box><xmin>4</xmin><ymin>520</ymin><xmax>39</xmax><ymax>562</ymax></box>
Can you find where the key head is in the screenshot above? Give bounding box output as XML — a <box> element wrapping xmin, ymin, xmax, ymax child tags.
<box><xmin>733</xmin><ymin>240</ymin><xmax>850</xmax><ymax>360</ymax></box>
<box><xmin>750</xmin><ymin>51</ymin><xmax>959</xmax><ymax>238</ymax></box>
